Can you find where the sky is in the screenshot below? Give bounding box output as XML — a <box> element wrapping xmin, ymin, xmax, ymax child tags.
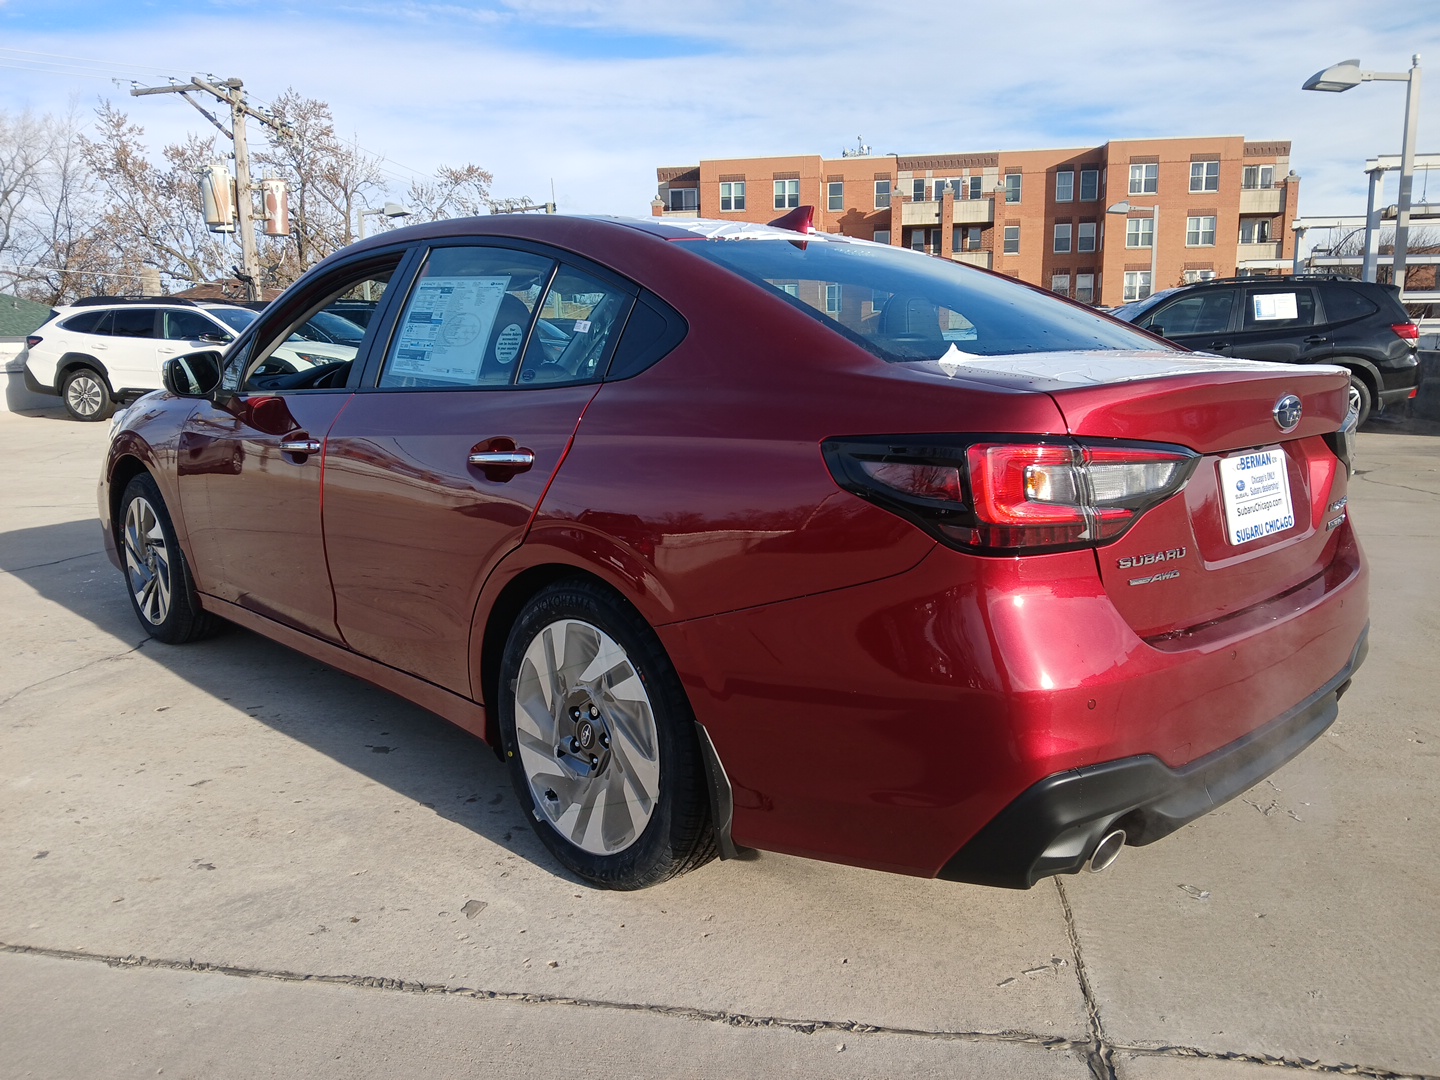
<box><xmin>1</xmin><ymin>0</ymin><xmax>1437</xmax><ymax>255</ymax></box>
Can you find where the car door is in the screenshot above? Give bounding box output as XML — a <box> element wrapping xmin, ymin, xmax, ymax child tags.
<box><xmin>321</xmin><ymin>243</ymin><xmax>635</xmax><ymax>694</ymax></box>
<box><xmin>1229</xmin><ymin>285</ymin><xmax>1320</xmax><ymax>363</ymax></box>
<box><xmin>102</xmin><ymin>307</ymin><xmax>163</xmax><ymax>390</ymax></box>
<box><xmin>174</xmin><ymin>253</ymin><xmax>410</xmax><ymax>642</ymax></box>
<box><xmin>159</xmin><ymin>309</ymin><xmax>234</xmax><ymax>368</ymax></box>
<box><xmin>1136</xmin><ymin>288</ymin><xmax>1239</xmax><ymax>354</ymax></box>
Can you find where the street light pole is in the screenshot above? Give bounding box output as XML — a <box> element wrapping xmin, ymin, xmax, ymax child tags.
<box><xmin>1106</xmin><ymin>201</ymin><xmax>1159</xmax><ymax>300</ymax></box>
<box><xmin>355</xmin><ymin>203</ymin><xmax>413</xmax><ymax>299</ymax></box>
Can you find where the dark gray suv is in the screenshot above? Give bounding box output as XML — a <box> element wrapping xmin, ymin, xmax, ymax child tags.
<box><xmin>1112</xmin><ymin>276</ymin><xmax>1420</xmax><ymax>426</ymax></box>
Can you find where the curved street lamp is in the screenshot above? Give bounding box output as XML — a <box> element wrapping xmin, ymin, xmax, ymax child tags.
<box><xmin>1107</xmin><ymin>200</ymin><xmax>1158</xmax><ymax>301</ymax></box>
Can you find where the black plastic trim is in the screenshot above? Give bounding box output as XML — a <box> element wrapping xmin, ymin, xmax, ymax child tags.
<box><xmin>21</xmin><ymin>363</ymin><xmax>57</xmax><ymax>396</ymax></box>
<box><xmin>938</xmin><ymin>626</ymin><xmax>1368</xmax><ymax>889</ymax></box>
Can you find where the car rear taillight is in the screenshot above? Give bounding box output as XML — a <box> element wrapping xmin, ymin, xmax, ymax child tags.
<box><xmin>1391</xmin><ymin>321</ymin><xmax>1419</xmax><ymax>343</ymax></box>
<box><xmin>824</xmin><ymin>436</ymin><xmax>1197</xmax><ymax>554</ymax></box>
<box><xmin>25</xmin><ymin>335</ymin><xmax>42</xmax><ymax>349</ymax></box>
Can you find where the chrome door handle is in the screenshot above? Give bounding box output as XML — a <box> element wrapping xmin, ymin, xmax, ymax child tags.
<box><xmin>279</xmin><ymin>439</ymin><xmax>322</xmax><ymax>454</ymax></box>
<box><xmin>468</xmin><ymin>450</ymin><xmax>535</xmax><ymax>467</ymax></box>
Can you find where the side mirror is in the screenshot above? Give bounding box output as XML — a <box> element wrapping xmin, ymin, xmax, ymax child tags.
<box><xmin>1146</xmin><ymin>324</ymin><xmax>1167</xmax><ymax>338</ymax></box>
<box><xmin>198</xmin><ymin>331</ymin><xmax>232</xmax><ymax>345</ymax></box>
<box><xmin>163</xmin><ymin>351</ymin><xmax>224</xmax><ymax>397</ymax></box>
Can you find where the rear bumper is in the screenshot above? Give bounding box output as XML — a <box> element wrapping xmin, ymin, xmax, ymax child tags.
<box><xmin>22</xmin><ymin>362</ymin><xmax>57</xmax><ymax>396</ymax></box>
<box><xmin>938</xmin><ymin>627</ymin><xmax>1367</xmax><ymax>888</ymax></box>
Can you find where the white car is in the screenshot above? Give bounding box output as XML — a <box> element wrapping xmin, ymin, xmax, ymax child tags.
<box><xmin>22</xmin><ymin>299</ymin><xmax>358</xmax><ymax>420</ymax></box>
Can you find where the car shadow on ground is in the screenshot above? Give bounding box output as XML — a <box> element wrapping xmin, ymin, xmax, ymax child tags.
<box><xmin>0</xmin><ymin>516</ymin><xmax>578</xmax><ymax>885</ymax></box>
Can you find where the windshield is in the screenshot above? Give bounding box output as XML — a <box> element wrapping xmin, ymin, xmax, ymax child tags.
<box><xmin>683</xmin><ymin>238</ymin><xmax>1169</xmax><ymax>361</ymax></box>
<box><xmin>209</xmin><ymin>308</ymin><xmax>259</xmax><ymax>332</ymax></box>
<box><xmin>301</xmin><ymin>309</ymin><xmax>367</xmax><ymax>345</ymax></box>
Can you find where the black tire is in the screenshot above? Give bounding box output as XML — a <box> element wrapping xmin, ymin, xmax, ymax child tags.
<box><xmin>1346</xmin><ymin>372</ymin><xmax>1373</xmax><ymax>429</ymax></box>
<box><xmin>498</xmin><ymin>579</ymin><xmax>716</xmax><ymax>889</ymax></box>
<box><xmin>118</xmin><ymin>473</ymin><xmax>218</xmax><ymax>644</ymax></box>
<box><xmin>62</xmin><ymin>366</ymin><xmax>113</xmax><ymax>422</ymax></box>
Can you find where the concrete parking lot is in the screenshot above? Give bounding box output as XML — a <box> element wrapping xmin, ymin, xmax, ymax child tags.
<box><xmin>1</xmin><ymin>405</ymin><xmax>1436</xmax><ymax>1080</ymax></box>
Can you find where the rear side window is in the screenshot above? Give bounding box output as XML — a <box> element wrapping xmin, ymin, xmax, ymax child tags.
<box><xmin>379</xmin><ymin>246</ymin><xmax>555</xmax><ymax>389</ymax></box>
<box><xmin>1242</xmin><ymin>289</ymin><xmax>1316</xmax><ymax>330</ymax></box>
<box><xmin>684</xmin><ymin>237</ymin><xmax>1166</xmax><ymax>360</ymax></box>
<box><xmin>110</xmin><ymin>308</ymin><xmax>158</xmax><ymax>338</ymax></box>
<box><xmin>59</xmin><ymin>310</ymin><xmax>108</xmax><ymax>334</ymax></box>
<box><xmin>1320</xmin><ymin>286</ymin><xmax>1378</xmax><ymax>324</ymax></box>
<box><xmin>516</xmin><ymin>266</ymin><xmax>632</xmax><ymax>386</ymax></box>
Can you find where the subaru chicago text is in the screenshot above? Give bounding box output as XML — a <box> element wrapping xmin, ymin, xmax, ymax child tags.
<box><xmin>99</xmin><ymin>211</ymin><xmax>1368</xmax><ymax>890</ymax></box>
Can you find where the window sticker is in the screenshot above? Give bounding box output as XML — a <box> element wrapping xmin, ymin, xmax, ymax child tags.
<box><xmin>493</xmin><ymin>323</ymin><xmax>523</xmax><ymax>365</ymax></box>
<box><xmin>572</xmin><ymin>319</ymin><xmax>591</xmax><ymax>334</ymax></box>
<box><xmin>390</xmin><ymin>276</ymin><xmax>509</xmax><ymax>383</ymax></box>
<box><xmin>1252</xmin><ymin>293</ymin><xmax>1298</xmax><ymax>321</ymax></box>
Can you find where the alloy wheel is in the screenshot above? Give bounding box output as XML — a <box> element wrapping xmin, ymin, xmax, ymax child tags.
<box><xmin>512</xmin><ymin>618</ymin><xmax>661</xmax><ymax>855</ymax></box>
<box><xmin>66</xmin><ymin>373</ymin><xmax>105</xmax><ymax>417</ymax></box>
<box><xmin>123</xmin><ymin>496</ymin><xmax>172</xmax><ymax>626</ymax></box>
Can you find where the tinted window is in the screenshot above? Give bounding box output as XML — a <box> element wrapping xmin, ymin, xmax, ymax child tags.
<box><xmin>1241</xmin><ymin>289</ymin><xmax>1316</xmax><ymax>331</ymax></box>
<box><xmin>379</xmin><ymin>246</ymin><xmax>554</xmax><ymax>388</ymax></box>
<box><xmin>686</xmin><ymin>238</ymin><xmax>1168</xmax><ymax>360</ymax></box>
<box><xmin>1141</xmin><ymin>290</ymin><xmax>1235</xmax><ymax>336</ymax></box>
<box><xmin>209</xmin><ymin>308</ymin><xmax>258</xmax><ymax>332</ymax></box>
<box><xmin>59</xmin><ymin>310</ymin><xmax>108</xmax><ymax>334</ymax></box>
<box><xmin>1320</xmin><ymin>285</ymin><xmax>1378</xmax><ymax>324</ymax></box>
<box><xmin>516</xmin><ymin>266</ymin><xmax>632</xmax><ymax>386</ymax></box>
<box><xmin>164</xmin><ymin>310</ymin><xmax>226</xmax><ymax>341</ymax></box>
<box><xmin>608</xmin><ymin>292</ymin><xmax>688</xmax><ymax>380</ymax></box>
<box><xmin>110</xmin><ymin>308</ymin><xmax>157</xmax><ymax>338</ymax></box>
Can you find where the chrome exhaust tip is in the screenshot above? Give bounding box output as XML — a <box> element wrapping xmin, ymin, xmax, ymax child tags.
<box><xmin>1087</xmin><ymin>829</ymin><xmax>1126</xmax><ymax>873</ymax></box>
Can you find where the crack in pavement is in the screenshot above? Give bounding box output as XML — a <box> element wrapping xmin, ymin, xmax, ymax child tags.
<box><xmin>0</xmin><ymin>639</ymin><xmax>148</xmax><ymax>710</ymax></box>
<box><xmin>1055</xmin><ymin>878</ymin><xmax>1115</xmax><ymax>1080</ymax></box>
<box><xmin>3</xmin><ymin>940</ymin><xmax>1432</xmax><ymax>1077</ymax></box>
<box><xmin>1</xmin><ymin>548</ymin><xmax>105</xmax><ymax>573</ymax></box>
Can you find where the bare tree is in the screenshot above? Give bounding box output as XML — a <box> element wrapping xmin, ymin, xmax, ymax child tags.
<box><xmin>0</xmin><ymin>108</ymin><xmax>62</xmax><ymax>288</ymax></box>
<box><xmin>406</xmin><ymin>163</ymin><xmax>495</xmax><ymax>220</ymax></box>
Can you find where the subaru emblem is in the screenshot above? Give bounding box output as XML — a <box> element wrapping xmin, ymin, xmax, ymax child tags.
<box><xmin>1273</xmin><ymin>394</ymin><xmax>1302</xmax><ymax>433</ymax></box>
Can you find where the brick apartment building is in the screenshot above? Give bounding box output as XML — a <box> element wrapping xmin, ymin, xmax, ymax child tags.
<box><xmin>653</xmin><ymin>137</ymin><xmax>1299</xmax><ymax>308</ymax></box>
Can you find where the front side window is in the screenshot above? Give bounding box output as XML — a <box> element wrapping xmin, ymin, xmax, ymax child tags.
<box><xmin>1079</xmin><ymin>168</ymin><xmax>1099</xmax><ymax>201</ymax></box>
<box><xmin>1055</xmin><ymin>170</ymin><xmax>1074</xmax><ymax>202</ymax></box>
<box><xmin>719</xmin><ymin>181</ymin><xmax>746</xmax><ymax>212</ymax></box>
<box><xmin>1239</xmin><ymin>218</ymin><xmax>1272</xmax><ymax>244</ymax></box>
<box><xmin>1051</xmin><ymin>273</ymin><xmax>1071</xmax><ymax>296</ymax></box>
<box><xmin>1142</xmin><ymin>291</ymin><xmax>1235</xmax><ymax>335</ymax></box>
<box><xmin>1053</xmin><ymin>223</ymin><xmax>1072</xmax><ymax>253</ymax></box>
<box><xmin>1190</xmin><ymin>160</ymin><xmax>1220</xmax><ymax>193</ymax></box>
<box><xmin>1075</xmin><ymin>273</ymin><xmax>1096</xmax><ymax>304</ymax></box>
<box><xmin>1129</xmin><ymin>163</ymin><xmax>1158</xmax><ymax>195</ymax></box>
<box><xmin>1003</xmin><ymin>225</ymin><xmax>1020</xmax><ymax>254</ymax></box>
<box><xmin>1126</xmin><ymin>218</ymin><xmax>1154</xmax><ymax>248</ymax></box>
<box><xmin>1077</xmin><ymin>221</ymin><xmax>1097</xmax><ymax>253</ymax></box>
<box><xmin>1004</xmin><ymin>173</ymin><xmax>1022</xmax><ymax>203</ymax></box>
<box><xmin>667</xmin><ymin>187</ymin><xmax>697</xmax><ymax>211</ymax></box>
<box><xmin>1123</xmin><ymin>271</ymin><xmax>1152</xmax><ymax>302</ymax></box>
<box><xmin>828</xmin><ymin>181</ymin><xmax>844</xmax><ymax>212</ymax></box>
<box><xmin>165</xmin><ymin>310</ymin><xmax>228</xmax><ymax>341</ymax></box>
<box><xmin>378</xmin><ymin>247</ymin><xmax>554</xmax><ymax>389</ymax></box>
<box><xmin>773</xmin><ymin>179</ymin><xmax>800</xmax><ymax>210</ymax></box>
<box><xmin>1186</xmin><ymin>216</ymin><xmax>1217</xmax><ymax>246</ymax></box>
<box><xmin>874</xmin><ymin>180</ymin><xmax>891</xmax><ymax>209</ymax></box>
<box><xmin>684</xmin><ymin>236</ymin><xmax>1167</xmax><ymax>362</ymax></box>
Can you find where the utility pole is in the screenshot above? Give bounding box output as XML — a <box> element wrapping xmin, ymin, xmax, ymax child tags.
<box><xmin>131</xmin><ymin>76</ymin><xmax>283</xmax><ymax>301</ymax></box>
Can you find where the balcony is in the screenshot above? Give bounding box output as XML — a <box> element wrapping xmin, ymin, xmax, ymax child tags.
<box><xmin>1237</xmin><ymin>241</ymin><xmax>1284</xmax><ymax>263</ymax></box>
<box><xmin>901</xmin><ymin>201</ymin><xmax>941</xmax><ymax>226</ymax></box>
<box><xmin>658</xmin><ymin>208</ymin><xmax>699</xmax><ymax>218</ymax></box>
<box><xmin>952</xmin><ymin>198</ymin><xmax>994</xmax><ymax>225</ymax></box>
<box><xmin>952</xmin><ymin>251</ymin><xmax>991</xmax><ymax>269</ymax></box>
<box><xmin>1239</xmin><ymin>187</ymin><xmax>1284</xmax><ymax>215</ymax></box>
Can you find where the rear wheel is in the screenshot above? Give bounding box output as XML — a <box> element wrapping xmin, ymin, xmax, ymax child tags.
<box><xmin>119</xmin><ymin>473</ymin><xmax>217</xmax><ymax>644</ymax></box>
<box><xmin>62</xmin><ymin>367</ymin><xmax>113</xmax><ymax>422</ymax></box>
<box><xmin>1346</xmin><ymin>372</ymin><xmax>1373</xmax><ymax>429</ymax></box>
<box><xmin>498</xmin><ymin>580</ymin><xmax>715</xmax><ymax>889</ymax></box>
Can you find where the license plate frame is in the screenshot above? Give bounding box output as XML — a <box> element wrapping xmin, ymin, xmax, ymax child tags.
<box><xmin>1218</xmin><ymin>446</ymin><xmax>1296</xmax><ymax>546</ymax></box>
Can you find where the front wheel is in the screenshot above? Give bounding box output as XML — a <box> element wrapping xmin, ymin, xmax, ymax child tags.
<box><xmin>118</xmin><ymin>473</ymin><xmax>218</xmax><ymax>644</ymax></box>
<box><xmin>62</xmin><ymin>367</ymin><xmax>113</xmax><ymax>421</ymax></box>
<box><xmin>498</xmin><ymin>580</ymin><xmax>715</xmax><ymax>889</ymax></box>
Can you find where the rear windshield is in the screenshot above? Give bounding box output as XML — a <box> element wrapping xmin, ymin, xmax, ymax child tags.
<box><xmin>683</xmin><ymin>238</ymin><xmax>1168</xmax><ymax>361</ymax></box>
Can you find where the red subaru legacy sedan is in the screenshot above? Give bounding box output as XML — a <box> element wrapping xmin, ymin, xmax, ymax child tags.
<box><xmin>99</xmin><ymin>212</ymin><xmax>1367</xmax><ymax>890</ymax></box>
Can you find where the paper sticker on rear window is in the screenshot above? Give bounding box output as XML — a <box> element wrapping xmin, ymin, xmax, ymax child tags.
<box><xmin>1252</xmin><ymin>293</ymin><xmax>1298</xmax><ymax>321</ymax></box>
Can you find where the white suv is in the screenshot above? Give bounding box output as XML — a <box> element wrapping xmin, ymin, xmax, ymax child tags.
<box><xmin>22</xmin><ymin>299</ymin><xmax>360</xmax><ymax>420</ymax></box>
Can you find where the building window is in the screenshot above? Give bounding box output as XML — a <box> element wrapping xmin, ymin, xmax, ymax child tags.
<box><xmin>780</xmin><ymin>282</ymin><xmax>800</xmax><ymax>297</ymax></box>
<box><xmin>1242</xmin><ymin>165</ymin><xmax>1275</xmax><ymax>190</ymax></box>
<box><xmin>874</xmin><ymin>180</ymin><xmax>891</xmax><ymax>209</ymax></box>
<box><xmin>827</xmin><ymin>181</ymin><xmax>844</xmax><ymax>212</ymax></box>
<box><xmin>873</xmin><ymin>229</ymin><xmax>891</xmax><ymax>246</ymax></box>
<box><xmin>1077</xmin><ymin>221</ymin><xmax>1097</xmax><ymax>253</ymax></box>
<box><xmin>719</xmin><ymin>181</ymin><xmax>745</xmax><ymax>212</ymax></box>
<box><xmin>1125</xmin><ymin>217</ymin><xmax>1154</xmax><ymax>248</ymax></box>
<box><xmin>1004</xmin><ymin>173</ymin><xmax>1022</xmax><ymax>203</ymax></box>
<box><xmin>1055</xmin><ymin>170</ymin><xmax>1074</xmax><ymax>202</ymax></box>
<box><xmin>1003</xmin><ymin>225</ymin><xmax>1020</xmax><ymax>254</ymax></box>
<box><xmin>1079</xmin><ymin>168</ymin><xmax>1099</xmax><ymax>201</ymax></box>
<box><xmin>1240</xmin><ymin>219</ymin><xmax>1272</xmax><ymax>244</ymax></box>
<box><xmin>1123</xmin><ymin>271</ymin><xmax>1152</xmax><ymax>301</ymax></box>
<box><xmin>1183</xmin><ymin>269</ymin><xmax>1218</xmax><ymax>284</ymax></box>
<box><xmin>825</xmin><ymin>284</ymin><xmax>841</xmax><ymax>315</ymax></box>
<box><xmin>1075</xmin><ymin>273</ymin><xmax>1096</xmax><ymax>303</ymax></box>
<box><xmin>967</xmin><ymin>176</ymin><xmax>984</xmax><ymax>200</ymax></box>
<box><xmin>1129</xmin><ymin>163</ymin><xmax>1158</xmax><ymax>195</ymax></box>
<box><xmin>1051</xmin><ymin>273</ymin><xmax>1071</xmax><ymax>296</ymax></box>
<box><xmin>1186</xmin><ymin>215</ymin><xmax>1217</xmax><ymax>246</ymax></box>
<box><xmin>1189</xmin><ymin>160</ymin><xmax>1220</xmax><ymax>193</ymax></box>
<box><xmin>1053</xmin><ymin>223</ymin><xmax>1072</xmax><ymax>253</ymax></box>
<box><xmin>965</xmin><ymin>226</ymin><xmax>982</xmax><ymax>250</ymax></box>
<box><xmin>773</xmin><ymin>179</ymin><xmax>800</xmax><ymax>210</ymax></box>
<box><xmin>910</xmin><ymin>178</ymin><xmax>925</xmax><ymax>201</ymax></box>
<box><xmin>667</xmin><ymin>188</ymin><xmax>697</xmax><ymax>211</ymax></box>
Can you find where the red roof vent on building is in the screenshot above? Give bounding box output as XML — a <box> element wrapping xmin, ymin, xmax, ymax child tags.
<box><xmin>768</xmin><ymin>205</ymin><xmax>816</xmax><ymax>234</ymax></box>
